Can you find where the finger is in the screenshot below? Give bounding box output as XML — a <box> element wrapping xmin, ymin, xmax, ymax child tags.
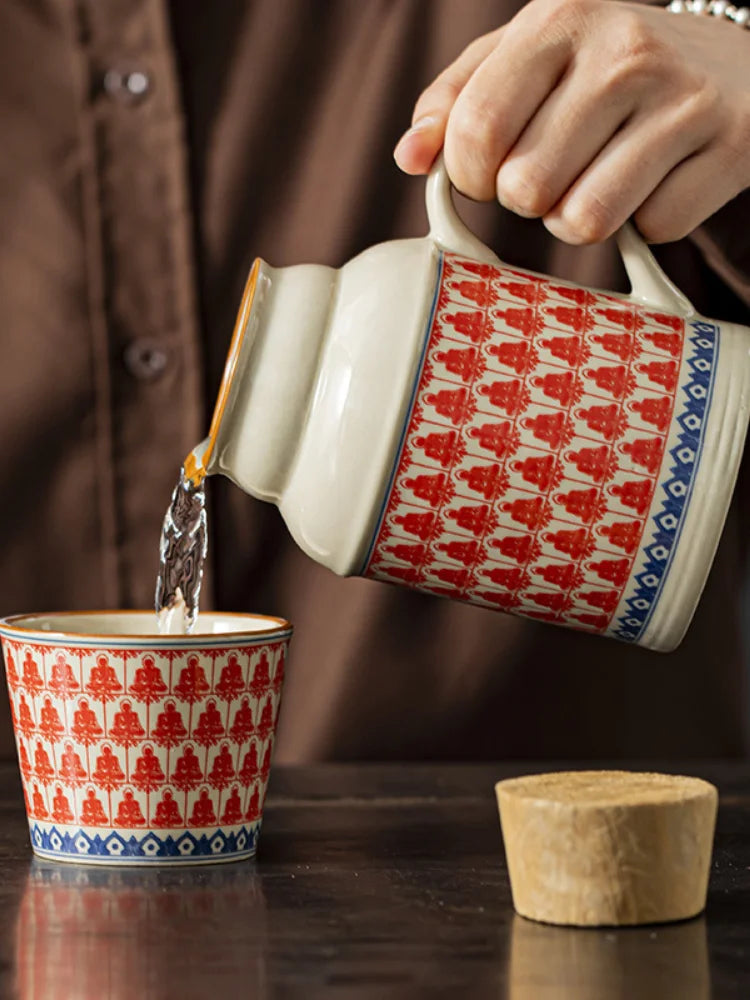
<box><xmin>494</xmin><ymin>55</ymin><xmax>636</xmax><ymax>218</ymax></box>
<box><xmin>635</xmin><ymin>145</ymin><xmax>746</xmax><ymax>243</ymax></box>
<box><xmin>543</xmin><ymin>103</ymin><xmax>717</xmax><ymax>244</ymax></box>
<box><xmin>393</xmin><ymin>115</ymin><xmax>446</xmax><ymax>175</ymax></box>
<box><xmin>412</xmin><ymin>29</ymin><xmax>502</xmax><ymax>124</ymax></box>
<box><xmin>444</xmin><ymin>2</ymin><xmax>579</xmax><ymax>200</ymax></box>
<box><xmin>394</xmin><ymin>29</ymin><xmax>501</xmax><ymax>175</ymax></box>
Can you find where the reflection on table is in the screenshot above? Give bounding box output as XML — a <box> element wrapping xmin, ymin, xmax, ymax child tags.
<box><xmin>507</xmin><ymin>913</ymin><xmax>710</xmax><ymax>1000</ymax></box>
<box><xmin>15</xmin><ymin>861</ymin><xmax>267</xmax><ymax>1000</ymax></box>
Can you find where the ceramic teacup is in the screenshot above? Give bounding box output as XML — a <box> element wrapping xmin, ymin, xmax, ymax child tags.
<box><xmin>0</xmin><ymin>611</ymin><xmax>291</xmax><ymax>865</ymax></box>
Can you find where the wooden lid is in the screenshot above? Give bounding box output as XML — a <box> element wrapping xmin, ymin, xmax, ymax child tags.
<box><xmin>496</xmin><ymin>770</ymin><xmax>718</xmax><ymax>927</ymax></box>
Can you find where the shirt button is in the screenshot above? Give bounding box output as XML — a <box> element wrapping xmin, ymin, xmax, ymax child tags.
<box><xmin>124</xmin><ymin>340</ymin><xmax>168</xmax><ymax>381</ymax></box>
<box><xmin>103</xmin><ymin>69</ymin><xmax>152</xmax><ymax>104</ymax></box>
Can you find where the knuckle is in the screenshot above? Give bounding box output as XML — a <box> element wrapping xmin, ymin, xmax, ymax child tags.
<box><xmin>444</xmin><ymin>153</ymin><xmax>495</xmax><ymax>201</ymax></box>
<box><xmin>496</xmin><ymin>164</ymin><xmax>554</xmax><ymax>217</ymax></box>
<box><xmin>636</xmin><ymin>184</ymin><xmax>715</xmax><ymax>242</ymax></box>
<box><xmin>601</xmin><ymin>16</ymin><xmax>664</xmax><ymax>89</ymax></box>
<box><xmin>691</xmin><ymin>79</ymin><xmax>721</xmax><ymax>119</ymax></box>
<box><xmin>524</xmin><ymin>0</ymin><xmax>591</xmax><ymax>34</ymax></box>
<box><xmin>614</xmin><ymin>11</ymin><xmax>659</xmax><ymax>59</ymax></box>
<box><xmin>634</xmin><ymin>206</ymin><xmax>685</xmax><ymax>244</ymax></box>
<box><xmin>558</xmin><ymin>196</ymin><xmax>614</xmax><ymax>244</ymax></box>
<box><xmin>445</xmin><ymin>104</ymin><xmax>505</xmax><ymax>198</ymax></box>
<box><xmin>715</xmin><ymin>98</ymin><xmax>750</xmax><ymax>167</ymax></box>
<box><xmin>451</xmin><ymin>99</ymin><xmax>501</xmax><ymax>152</ymax></box>
<box><xmin>674</xmin><ymin>79</ymin><xmax>721</xmax><ymax>130</ymax></box>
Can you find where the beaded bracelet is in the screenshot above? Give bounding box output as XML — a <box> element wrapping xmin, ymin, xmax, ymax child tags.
<box><xmin>666</xmin><ymin>0</ymin><xmax>750</xmax><ymax>27</ymax></box>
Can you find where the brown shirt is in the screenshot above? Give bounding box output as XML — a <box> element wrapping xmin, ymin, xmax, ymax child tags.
<box><xmin>1</xmin><ymin>0</ymin><xmax>749</xmax><ymax>762</ymax></box>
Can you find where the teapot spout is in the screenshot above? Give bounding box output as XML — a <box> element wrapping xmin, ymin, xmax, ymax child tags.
<box><xmin>182</xmin><ymin>257</ymin><xmax>264</xmax><ymax>490</ymax></box>
<box><xmin>183</xmin><ymin>438</ymin><xmax>211</xmax><ymax>488</ymax></box>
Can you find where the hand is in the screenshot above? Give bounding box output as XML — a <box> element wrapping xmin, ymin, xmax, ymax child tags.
<box><xmin>394</xmin><ymin>0</ymin><xmax>750</xmax><ymax>244</ymax></box>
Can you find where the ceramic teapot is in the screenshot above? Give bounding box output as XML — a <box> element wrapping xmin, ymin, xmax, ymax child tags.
<box><xmin>184</xmin><ymin>157</ymin><xmax>750</xmax><ymax>652</ymax></box>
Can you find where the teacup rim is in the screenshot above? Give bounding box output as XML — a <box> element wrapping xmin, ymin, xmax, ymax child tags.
<box><xmin>0</xmin><ymin>609</ymin><xmax>293</xmax><ymax>643</ymax></box>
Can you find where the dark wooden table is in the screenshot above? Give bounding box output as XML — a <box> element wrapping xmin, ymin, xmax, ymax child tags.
<box><xmin>0</xmin><ymin>761</ymin><xmax>748</xmax><ymax>998</ymax></box>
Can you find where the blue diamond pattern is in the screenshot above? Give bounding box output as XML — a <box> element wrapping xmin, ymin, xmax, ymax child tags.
<box><xmin>682</xmin><ymin>414</ymin><xmax>701</xmax><ymax>431</ymax></box>
<box><xmin>29</xmin><ymin>822</ymin><xmax>261</xmax><ymax>863</ymax></box>
<box><xmin>656</xmin><ymin>512</ymin><xmax>678</xmax><ymax>531</ymax></box>
<box><xmin>667</xmin><ymin>481</ymin><xmax>687</xmax><ymax>498</ymax></box>
<box><xmin>612</xmin><ymin>322</ymin><xmax>718</xmax><ymax>642</ymax></box>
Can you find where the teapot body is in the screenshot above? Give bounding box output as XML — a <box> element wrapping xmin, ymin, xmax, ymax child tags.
<box><xmin>189</xmin><ymin>165</ymin><xmax>750</xmax><ymax>652</ymax></box>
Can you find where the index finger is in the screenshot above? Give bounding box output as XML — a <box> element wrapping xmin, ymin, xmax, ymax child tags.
<box><xmin>444</xmin><ymin>0</ymin><xmax>581</xmax><ymax>199</ymax></box>
<box><xmin>394</xmin><ymin>29</ymin><xmax>502</xmax><ymax>175</ymax></box>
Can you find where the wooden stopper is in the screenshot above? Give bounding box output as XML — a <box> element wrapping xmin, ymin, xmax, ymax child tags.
<box><xmin>496</xmin><ymin>771</ymin><xmax>718</xmax><ymax>927</ymax></box>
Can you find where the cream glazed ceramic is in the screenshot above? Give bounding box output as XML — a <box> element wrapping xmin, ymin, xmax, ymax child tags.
<box><xmin>0</xmin><ymin>612</ymin><xmax>291</xmax><ymax>865</ymax></box>
<box><xmin>186</xmin><ymin>157</ymin><xmax>750</xmax><ymax>652</ymax></box>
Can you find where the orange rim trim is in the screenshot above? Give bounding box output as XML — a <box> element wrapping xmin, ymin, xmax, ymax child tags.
<box><xmin>0</xmin><ymin>609</ymin><xmax>292</xmax><ymax>641</ymax></box>
<box><xmin>184</xmin><ymin>258</ymin><xmax>262</xmax><ymax>486</ymax></box>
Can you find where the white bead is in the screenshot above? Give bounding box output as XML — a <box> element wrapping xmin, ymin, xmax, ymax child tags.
<box><xmin>666</xmin><ymin>0</ymin><xmax>750</xmax><ymax>24</ymax></box>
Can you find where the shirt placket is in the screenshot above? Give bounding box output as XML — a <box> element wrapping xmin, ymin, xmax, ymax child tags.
<box><xmin>70</xmin><ymin>0</ymin><xmax>208</xmax><ymax>610</ymax></box>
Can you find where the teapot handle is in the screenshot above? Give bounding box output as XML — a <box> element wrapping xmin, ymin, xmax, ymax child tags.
<box><xmin>426</xmin><ymin>153</ymin><xmax>695</xmax><ymax>318</ymax></box>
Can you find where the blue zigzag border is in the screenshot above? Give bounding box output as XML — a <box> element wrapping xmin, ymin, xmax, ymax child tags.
<box><xmin>611</xmin><ymin>321</ymin><xmax>718</xmax><ymax>642</ymax></box>
<box><xmin>29</xmin><ymin>820</ymin><xmax>261</xmax><ymax>862</ymax></box>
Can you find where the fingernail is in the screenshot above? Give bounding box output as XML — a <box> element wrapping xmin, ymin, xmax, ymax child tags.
<box><xmin>394</xmin><ymin>115</ymin><xmax>438</xmax><ymax>153</ymax></box>
<box><xmin>409</xmin><ymin>114</ymin><xmax>438</xmax><ymax>133</ymax></box>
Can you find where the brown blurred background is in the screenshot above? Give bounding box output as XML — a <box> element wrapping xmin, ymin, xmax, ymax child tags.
<box><xmin>1</xmin><ymin>0</ymin><xmax>750</xmax><ymax>763</ymax></box>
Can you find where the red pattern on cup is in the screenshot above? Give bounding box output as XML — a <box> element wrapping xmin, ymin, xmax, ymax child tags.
<box><xmin>1</xmin><ymin>636</ymin><xmax>286</xmax><ymax>842</ymax></box>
